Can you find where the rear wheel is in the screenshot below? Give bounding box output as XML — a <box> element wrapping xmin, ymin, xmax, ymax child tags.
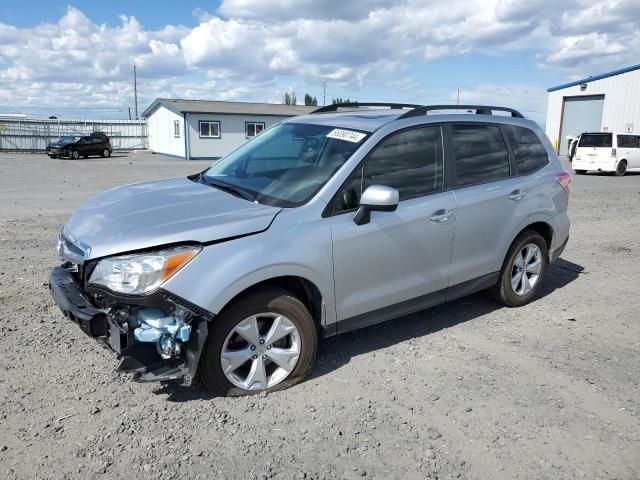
<box><xmin>71</xmin><ymin>150</ymin><xmax>80</xmax><ymax>160</ymax></box>
<box><xmin>494</xmin><ymin>231</ymin><xmax>548</xmax><ymax>307</ymax></box>
<box><xmin>102</xmin><ymin>148</ymin><xmax>111</xmax><ymax>158</ymax></box>
<box><xmin>615</xmin><ymin>160</ymin><xmax>627</xmax><ymax>176</ymax></box>
<box><xmin>573</xmin><ymin>169</ymin><xmax>586</xmax><ymax>175</ymax></box>
<box><xmin>200</xmin><ymin>288</ymin><xmax>317</xmax><ymax>396</ymax></box>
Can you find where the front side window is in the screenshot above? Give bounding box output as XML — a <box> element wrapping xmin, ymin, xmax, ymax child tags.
<box><xmin>503</xmin><ymin>125</ymin><xmax>548</xmax><ymax>175</ymax></box>
<box><xmin>578</xmin><ymin>133</ymin><xmax>612</xmax><ymax>148</ymax></box>
<box><xmin>364</xmin><ymin>126</ymin><xmax>443</xmax><ymax>200</ymax></box>
<box><xmin>173</xmin><ymin>120</ymin><xmax>181</xmax><ymax>138</ymax></box>
<box><xmin>451</xmin><ymin>125</ymin><xmax>510</xmax><ymax>186</ymax></box>
<box><xmin>246</xmin><ymin>122</ymin><xmax>266</xmax><ymax>138</ymax></box>
<box><xmin>200</xmin><ymin>121</ymin><xmax>221</xmax><ymax>138</ymax></box>
<box><xmin>331</xmin><ymin>126</ymin><xmax>444</xmax><ymax>213</ymax></box>
<box><xmin>202</xmin><ymin>123</ymin><xmax>367</xmax><ymax>207</ymax></box>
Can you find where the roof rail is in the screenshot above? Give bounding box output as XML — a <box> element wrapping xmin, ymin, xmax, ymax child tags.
<box><xmin>398</xmin><ymin>105</ymin><xmax>525</xmax><ymax>119</ymax></box>
<box><xmin>310</xmin><ymin>102</ymin><xmax>423</xmax><ymax>114</ymax></box>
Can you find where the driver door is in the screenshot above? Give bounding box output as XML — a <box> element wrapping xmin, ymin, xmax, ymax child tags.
<box><xmin>328</xmin><ymin>125</ymin><xmax>456</xmax><ymax>331</ymax></box>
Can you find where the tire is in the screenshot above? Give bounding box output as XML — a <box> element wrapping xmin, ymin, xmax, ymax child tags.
<box><xmin>199</xmin><ymin>287</ymin><xmax>317</xmax><ymax>396</ymax></box>
<box><xmin>573</xmin><ymin>169</ymin><xmax>586</xmax><ymax>175</ymax></box>
<box><xmin>49</xmin><ymin>154</ymin><xmax>57</xmax><ymax>159</ymax></box>
<box><xmin>102</xmin><ymin>148</ymin><xmax>111</xmax><ymax>158</ymax></box>
<box><xmin>71</xmin><ymin>150</ymin><xmax>80</xmax><ymax>160</ymax></box>
<box><xmin>493</xmin><ymin>230</ymin><xmax>548</xmax><ymax>307</ymax></box>
<box><xmin>615</xmin><ymin>160</ymin><xmax>627</xmax><ymax>177</ymax></box>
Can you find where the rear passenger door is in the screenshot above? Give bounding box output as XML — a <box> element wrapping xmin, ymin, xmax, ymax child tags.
<box><xmin>447</xmin><ymin>123</ymin><xmax>531</xmax><ymax>288</ymax></box>
<box><xmin>90</xmin><ymin>137</ymin><xmax>104</xmax><ymax>155</ymax></box>
<box><xmin>76</xmin><ymin>137</ymin><xmax>91</xmax><ymax>156</ymax></box>
<box><xmin>329</xmin><ymin>125</ymin><xmax>456</xmax><ymax>327</ymax></box>
<box><xmin>617</xmin><ymin>134</ymin><xmax>640</xmax><ymax>168</ymax></box>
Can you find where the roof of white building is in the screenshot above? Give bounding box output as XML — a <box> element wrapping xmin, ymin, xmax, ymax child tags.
<box><xmin>547</xmin><ymin>63</ymin><xmax>640</xmax><ymax>92</ymax></box>
<box><xmin>142</xmin><ymin>98</ymin><xmax>315</xmax><ymax>118</ymax></box>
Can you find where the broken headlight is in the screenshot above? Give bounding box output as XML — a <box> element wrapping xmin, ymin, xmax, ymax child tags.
<box><xmin>89</xmin><ymin>246</ymin><xmax>201</xmax><ymax>295</ymax></box>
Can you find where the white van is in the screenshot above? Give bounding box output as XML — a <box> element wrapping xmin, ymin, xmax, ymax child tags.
<box><xmin>573</xmin><ymin>132</ymin><xmax>640</xmax><ymax>176</ymax></box>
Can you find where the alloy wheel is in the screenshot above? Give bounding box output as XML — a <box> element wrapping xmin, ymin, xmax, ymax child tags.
<box><xmin>220</xmin><ymin>313</ymin><xmax>301</xmax><ymax>391</ymax></box>
<box><xmin>511</xmin><ymin>243</ymin><xmax>542</xmax><ymax>296</ymax></box>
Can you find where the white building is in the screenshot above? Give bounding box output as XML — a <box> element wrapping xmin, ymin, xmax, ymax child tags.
<box><xmin>545</xmin><ymin>64</ymin><xmax>640</xmax><ymax>155</ymax></box>
<box><xmin>143</xmin><ymin>99</ymin><xmax>314</xmax><ymax>160</ymax></box>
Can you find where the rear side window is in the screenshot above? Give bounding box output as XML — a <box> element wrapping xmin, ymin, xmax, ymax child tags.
<box><xmin>617</xmin><ymin>135</ymin><xmax>640</xmax><ymax>148</ymax></box>
<box><xmin>451</xmin><ymin>125</ymin><xmax>510</xmax><ymax>186</ymax></box>
<box><xmin>503</xmin><ymin>125</ymin><xmax>548</xmax><ymax>175</ymax></box>
<box><xmin>363</xmin><ymin>126</ymin><xmax>443</xmax><ymax>201</ymax></box>
<box><xmin>579</xmin><ymin>133</ymin><xmax>612</xmax><ymax>148</ymax></box>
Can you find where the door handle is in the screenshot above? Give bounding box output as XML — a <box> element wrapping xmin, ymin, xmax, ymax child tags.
<box><xmin>509</xmin><ymin>189</ymin><xmax>526</xmax><ymax>201</ymax></box>
<box><xmin>430</xmin><ymin>209</ymin><xmax>452</xmax><ymax>223</ymax></box>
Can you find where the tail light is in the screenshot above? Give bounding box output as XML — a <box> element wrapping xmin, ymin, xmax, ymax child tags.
<box><xmin>611</xmin><ymin>148</ymin><xmax>616</xmax><ymax>158</ymax></box>
<box><xmin>556</xmin><ymin>172</ymin><xmax>571</xmax><ymax>195</ymax></box>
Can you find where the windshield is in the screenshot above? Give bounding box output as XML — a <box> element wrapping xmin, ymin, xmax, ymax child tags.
<box><xmin>201</xmin><ymin>122</ymin><xmax>368</xmax><ymax>207</ymax></box>
<box><xmin>578</xmin><ymin>133</ymin><xmax>612</xmax><ymax>148</ymax></box>
<box><xmin>57</xmin><ymin>136</ymin><xmax>78</xmax><ymax>145</ymax></box>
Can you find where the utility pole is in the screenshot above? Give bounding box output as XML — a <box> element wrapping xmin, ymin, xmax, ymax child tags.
<box><xmin>456</xmin><ymin>87</ymin><xmax>460</xmax><ymax>111</ymax></box>
<box><xmin>322</xmin><ymin>80</ymin><xmax>327</xmax><ymax>106</ymax></box>
<box><xmin>134</xmin><ymin>63</ymin><xmax>139</xmax><ymax>119</ymax></box>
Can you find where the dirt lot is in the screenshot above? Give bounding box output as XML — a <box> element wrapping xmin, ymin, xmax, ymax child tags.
<box><xmin>0</xmin><ymin>151</ymin><xmax>638</xmax><ymax>480</ymax></box>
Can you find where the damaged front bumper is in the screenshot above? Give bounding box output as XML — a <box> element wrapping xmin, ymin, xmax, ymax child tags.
<box><xmin>49</xmin><ymin>265</ymin><xmax>210</xmax><ymax>386</ymax></box>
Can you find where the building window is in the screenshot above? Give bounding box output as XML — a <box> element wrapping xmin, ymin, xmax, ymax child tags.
<box><xmin>173</xmin><ymin>120</ymin><xmax>181</xmax><ymax>138</ymax></box>
<box><xmin>199</xmin><ymin>121</ymin><xmax>221</xmax><ymax>138</ymax></box>
<box><xmin>246</xmin><ymin>122</ymin><xmax>265</xmax><ymax>138</ymax></box>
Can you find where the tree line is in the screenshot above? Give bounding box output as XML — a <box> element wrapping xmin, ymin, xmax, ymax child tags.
<box><xmin>283</xmin><ymin>92</ymin><xmax>357</xmax><ymax>107</ymax></box>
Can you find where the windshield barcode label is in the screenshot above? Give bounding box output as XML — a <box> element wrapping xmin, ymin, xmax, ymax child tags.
<box><xmin>326</xmin><ymin>128</ymin><xmax>366</xmax><ymax>143</ymax></box>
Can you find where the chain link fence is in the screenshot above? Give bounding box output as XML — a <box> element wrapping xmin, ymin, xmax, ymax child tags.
<box><xmin>0</xmin><ymin>118</ymin><xmax>148</xmax><ymax>152</ymax></box>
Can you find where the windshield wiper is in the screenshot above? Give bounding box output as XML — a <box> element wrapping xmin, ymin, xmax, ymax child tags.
<box><xmin>200</xmin><ymin>175</ymin><xmax>255</xmax><ymax>202</ymax></box>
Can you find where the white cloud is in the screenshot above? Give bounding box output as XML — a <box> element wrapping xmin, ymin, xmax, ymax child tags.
<box><xmin>0</xmin><ymin>2</ymin><xmax>638</xmax><ymax>118</ymax></box>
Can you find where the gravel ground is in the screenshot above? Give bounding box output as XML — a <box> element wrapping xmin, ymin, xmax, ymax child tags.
<box><xmin>0</xmin><ymin>151</ymin><xmax>639</xmax><ymax>480</ymax></box>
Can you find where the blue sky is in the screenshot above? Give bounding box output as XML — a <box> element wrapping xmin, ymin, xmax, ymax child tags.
<box><xmin>1</xmin><ymin>0</ymin><xmax>638</xmax><ymax>125</ymax></box>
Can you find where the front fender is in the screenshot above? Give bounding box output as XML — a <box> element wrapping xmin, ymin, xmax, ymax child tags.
<box><xmin>162</xmin><ymin>212</ymin><xmax>336</xmax><ymax>327</ymax></box>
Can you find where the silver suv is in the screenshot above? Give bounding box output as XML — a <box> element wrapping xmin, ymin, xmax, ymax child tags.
<box><xmin>50</xmin><ymin>104</ymin><xmax>571</xmax><ymax>396</ymax></box>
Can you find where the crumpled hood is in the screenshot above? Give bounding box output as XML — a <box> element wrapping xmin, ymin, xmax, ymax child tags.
<box><xmin>65</xmin><ymin>176</ymin><xmax>281</xmax><ymax>260</ymax></box>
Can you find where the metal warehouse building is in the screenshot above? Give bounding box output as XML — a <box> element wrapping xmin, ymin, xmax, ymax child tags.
<box><xmin>546</xmin><ymin>63</ymin><xmax>640</xmax><ymax>155</ymax></box>
<box><xmin>143</xmin><ymin>99</ymin><xmax>314</xmax><ymax>160</ymax></box>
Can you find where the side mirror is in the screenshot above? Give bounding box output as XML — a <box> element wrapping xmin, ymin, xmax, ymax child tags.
<box><xmin>353</xmin><ymin>185</ymin><xmax>399</xmax><ymax>225</ymax></box>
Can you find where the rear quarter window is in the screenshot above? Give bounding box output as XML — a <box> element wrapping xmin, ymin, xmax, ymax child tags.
<box><xmin>502</xmin><ymin>125</ymin><xmax>549</xmax><ymax>175</ymax></box>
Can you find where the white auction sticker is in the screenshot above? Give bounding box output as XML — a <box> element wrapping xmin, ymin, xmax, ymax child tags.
<box><xmin>326</xmin><ymin>128</ymin><xmax>367</xmax><ymax>143</ymax></box>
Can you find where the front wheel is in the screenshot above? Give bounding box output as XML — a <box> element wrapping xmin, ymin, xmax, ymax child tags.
<box><xmin>494</xmin><ymin>231</ymin><xmax>548</xmax><ymax>307</ymax></box>
<box><xmin>199</xmin><ymin>288</ymin><xmax>317</xmax><ymax>396</ymax></box>
<box><xmin>71</xmin><ymin>150</ymin><xmax>80</xmax><ymax>160</ymax></box>
<box><xmin>615</xmin><ymin>160</ymin><xmax>627</xmax><ymax>177</ymax></box>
